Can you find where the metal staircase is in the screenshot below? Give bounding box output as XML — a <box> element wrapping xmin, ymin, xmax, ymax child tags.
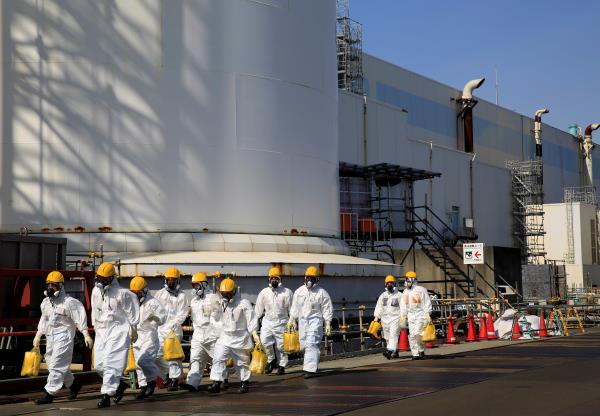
<box><xmin>407</xmin><ymin>205</ymin><xmax>518</xmax><ymax>298</ymax></box>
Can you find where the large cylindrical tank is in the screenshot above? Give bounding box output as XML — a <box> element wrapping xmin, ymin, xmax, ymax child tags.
<box><xmin>1</xmin><ymin>0</ymin><xmax>339</xmax><ymax>237</ymax></box>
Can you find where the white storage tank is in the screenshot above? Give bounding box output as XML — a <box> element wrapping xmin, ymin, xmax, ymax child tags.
<box><xmin>0</xmin><ymin>0</ymin><xmax>339</xmax><ymax>237</ymax></box>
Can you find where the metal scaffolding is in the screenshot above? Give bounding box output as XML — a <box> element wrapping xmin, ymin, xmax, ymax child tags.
<box><xmin>336</xmin><ymin>0</ymin><xmax>363</xmax><ymax>94</ymax></box>
<box><xmin>507</xmin><ymin>160</ymin><xmax>546</xmax><ymax>264</ymax></box>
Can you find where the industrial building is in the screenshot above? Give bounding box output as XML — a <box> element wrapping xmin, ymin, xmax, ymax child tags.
<box><xmin>1</xmin><ymin>0</ymin><xmax>599</xmax><ymax>308</ymax></box>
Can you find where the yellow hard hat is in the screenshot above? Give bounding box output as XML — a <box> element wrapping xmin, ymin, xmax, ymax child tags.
<box><xmin>385</xmin><ymin>275</ymin><xmax>396</xmax><ymax>284</ymax></box>
<box><xmin>268</xmin><ymin>266</ymin><xmax>282</xmax><ymax>278</ymax></box>
<box><xmin>130</xmin><ymin>276</ymin><xmax>147</xmax><ymax>292</ymax></box>
<box><xmin>212</xmin><ymin>271</ymin><xmax>221</xmax><ymax>278</ymax></box>
<box><xmin>405</xmin><ymin>271</ymin><xmax>417</xmax><ymax>279</ymax></box>
<box><xmin>97</xmin><ymin>262</ymin><xmax>116</xmax><ymax>278</ymax></box>
<box><xmin>46</xmin><ymin>271</ymin><xmax>64</xmax><ymax>284</ymax></box>
<box><xmin>164</xmin><ymin>267</ymin><xmax>181</xmax><ymax>280</ymax></box>
<box><xmin>305</xmin><ymin>266</ymin><xmax>319</xmax><ymax>278</ymax></box>
<box><xmin>192</xmin><ymin>272</ymin><xmax>208</xmax><ymax>284</ymax></box>
<box><xmin>220</xmin><ymin>278</ymin><xmax>236</xmax><ymax>293</ymax></box>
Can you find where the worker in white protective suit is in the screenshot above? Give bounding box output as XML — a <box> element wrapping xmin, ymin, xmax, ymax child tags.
<box><xmin>34</xmin><ymin>271</ymin><xmax>93</xmax><ymax>405</ymax></box>
<box><xmin>207</xmin><ymin>277</ymin><xmax>260</xmax><ymax>394</ymax></box>
<box><xmin>92</xmin><ymin>262</ymin><xmax>140</xmax><ymax>408</ymax></box>
<box><xmin>288</xmin><ymin>266</ymin><xmax>333</xmax><ymax>378</ymax></box>
<box><xmin>181</xmin><ymin>272</ymin><xmax>223</xmax><ymax>392</ymax></box>
<box><xmin>129</xmin><ymin>276</ymin><xmax>167</xmax><ymax>400</ymax></box>
<box><xmin>400</xmin><ymin>271</ymin><xmax>432</xmax><ymax>360</ymax></box>
<box><xmin>154</xmin><ymin>267</ymin><xmax>190</xmax><ymax>391</ymax></box>
<box><xmin>255</xmin><ymin>266</ymin><xmax>293</xmax><ymax>375</ymax></box>
<box><xmin>374</xmin><ymin>274</ymin><xmax>402</xmax><ymax>360</ymax></box>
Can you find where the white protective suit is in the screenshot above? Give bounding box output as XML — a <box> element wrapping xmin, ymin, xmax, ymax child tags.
<box><xmin>155</xmin><ymin>287</ymin><xmax>189</xmax><ymax>380</ymax></box>
<box><xmin>36</xmin><ymin>292</ymin><xmax>89</xmax><ymax>395</ymax></box>
<box><xmin>134</xmin><ymin>294</ymin><xmax>167</xmax><ymax>388</ymax></box>
<box><xmin>400</xmin><ymin>283</ymin><xmax>432</xmax><ymax>357</ymax></box>
<box><xmin>374</xmin><ymin>287</ymin><xmax>402</xmax><ymax>352</ymax></box>
<box><xmin>289</xmin><ymin>285</ymin><xmax>333</xmax><ymax>373</ymax></box>
<box><xmin>92</xmin><ymin>280</ymin><xmax>140</xmax><ymax>395</ymax></box>
<box><xmin>209</xmin><ymin>296</ymin><xmax>258</xmax><ymax>383</ymax></box>
<box><xmin>186</xmin><ymin>292</ymin><xmax>223</xmax><ymax>389</ymax></box>
<box><xmin>255</xmin><ymin>285</ymin><xmax>293</xmax><ymax>368</ymax></box>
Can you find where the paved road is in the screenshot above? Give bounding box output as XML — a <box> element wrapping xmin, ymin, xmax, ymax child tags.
<box><xmin>2</xmin><ymin>329</ymin><xmax>599</xmax><ymax>416</ymax></box>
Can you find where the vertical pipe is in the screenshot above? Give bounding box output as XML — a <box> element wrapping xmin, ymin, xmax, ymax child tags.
<box><xmin>363</xmin><ymin>95</ymin><xmax>368</xmax><ymax>165</ymax></box>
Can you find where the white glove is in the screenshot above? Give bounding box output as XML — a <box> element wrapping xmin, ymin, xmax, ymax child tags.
<box><xmin>399</xmin><ymin>315</ymin><xmax>408</xmax><ymax>329</ymax></box>
<box><xmin>129</xmin><ymin>326</ymin><xmax>138</xmax><ymax>343</ymax></box>
<box><xmin>287</xmin><ymin>318</ymin><xmax>297</xmax><ymax>332</ymax></box>
<box><xmin>251</xmin><ymin>331</ymin><xmax>262</xmax><ymax>349</ymax></box>
<box><xmin>33</xmin><ymin>332</ymin><xmax>42</xmax><ymax>348</ymax></box>
<box><xmin>82</xmin><ymin>330</ymin><xmax>94</xmax><ymax>350</ymax></box>
<box><xmin>325</xmin><ymin>321</ymin><xmax>332</xmax><ymax>337</ymax></box>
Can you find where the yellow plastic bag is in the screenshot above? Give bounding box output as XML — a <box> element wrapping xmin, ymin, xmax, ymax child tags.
<box><xmin>367</xmin><ymin>320</ymin><xmax>382</xmax><ymax>339</ymax></box>
<box><xmin>283</xmin><ymin>329</ymin><xmax>301</xmax><ymax>354</ymax></box>
<box><xmin>21</xmin><ymin>347</ymin><xmax>42</xmax><ymax>377</ymax></box>
<box><xmin>226</xmin><ymin>357</ymin><xmax>234</xmax><ymax>368</ymax></box>
<box><xmin>249</xmin><ymin>345</ymin><xmax>267</xmax><ymax>375</ymax></box>
<box><xmin>163</xmin><ymin>330</ymin><xmax>184</xmax><ymax>361</ymax></box>
<box><xmin>124</xmin><ymin>344</ymin><xmax>136</xmax><ymax>374</ymax></box>
<box><xmin>421</xmin><ymin>321</ymin><xmax>437</xmax><ymax>342</ymax></box>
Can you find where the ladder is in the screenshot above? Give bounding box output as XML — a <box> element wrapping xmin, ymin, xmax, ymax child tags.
<box><xmin>565</xmin><ymin>307</ymin><xmax>585</xmax><ymax>334</ymax></box>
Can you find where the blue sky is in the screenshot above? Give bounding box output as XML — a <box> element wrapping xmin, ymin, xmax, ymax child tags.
<box><xmin>349</xmin><ymin>0</ymin><xmax>600</xmax><ymax>135</ymax></box>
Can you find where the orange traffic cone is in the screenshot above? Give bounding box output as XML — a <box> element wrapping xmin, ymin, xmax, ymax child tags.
<box><xmin>446</xmin><ymin>316</ymin><xmax>458</xmax><ymax>344</ymax></box>
<box><xmin>478</xmin><ymin>315</ymin><xmax>488</xmax><ymax>340</ymax></box>
<box><xmin>466</xmin><ymin>315</ymin><xmax>478</xmax><ymax>342</ymax></box>
<box><xmin>487</xmin><ymin>312</ymin><xmax>497</xmax><ymax>340</ymax></box>
<box><xmin>398</xmin><ymin>328</ymin><xmax>410</xmax><ymax>351</ymax></box>
<box><xmin>538</xmin><ymin>310</ymin><xmax>549</xmax><ymax>338</ymax></box>
<box><xmin>511</xmin><ymin>317</ymin><xmax>522</xmax><ymax>340</ymax></box>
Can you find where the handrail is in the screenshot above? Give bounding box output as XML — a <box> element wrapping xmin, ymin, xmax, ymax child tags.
<box><xmin>409</xmin><ymin>206</ymin><xmax>518</xmax><ymax>298</ymax></box>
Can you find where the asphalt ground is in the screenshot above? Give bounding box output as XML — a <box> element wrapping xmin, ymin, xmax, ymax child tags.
<box><xmin>1</xmin><ymin>328</ymin><xmax>599</xmax><ymax>416</ymax></box>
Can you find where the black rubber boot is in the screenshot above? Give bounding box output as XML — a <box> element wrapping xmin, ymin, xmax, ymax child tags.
<box><xmin>113</xmin><ymin>381</ymin><xmax>128</xmax><ymax>403</ymax></box>
<box><xmin>392</xmin><ymin>351</ymin><xmax>400</xmax><ymax>359</ymax></box>
<box><xmin>135</xmin><ymin>386</ymin><xmax>148</xmax><ymax>400</ymax></box>
<box><xmin>207</xmin><ymin>381</ymin><xmax>221</xmax><ymax>394</ymax></box>
<box><xmin>411</xmin><ymin>355</ymin><xmax>421</xmax><ymax>360</ymax></box>
<box><xmin>180</xmin><ymin>383</ymin><xmax>198</xmax><ymax>392</ymax></box>
<box><xmin>239</xmin><ymin>381</ymin><xmax>249</xmax><ymax>394</ymax></box>
<box><xmin>222</xmin><ymin>379</ymin><xmax>229</xmax><ymax>390</ymax></box>
<box><xmin>277</xmin><ymin>366</ymin><xmax>285</xmax><ymax>375</ymax></box>
<box><xmin>68</xmin><ymin>380</ymin><xmax>82</xmax><ymax>400</ymax></box>
<box><xmin>97</xmin><ymin>394</ymin><xmax>111</xmax><ymax>408</ymax></box>
<box><xmin>382</xmin><ymin>350</ymin><xmax>392</xmax><ymax>360</ymax></box>
<box><xmin>167</xmin><ymin>378</ymin><xmax>179</xmax><ymax>391</ymax></box>
<box><xmin>419</xmin><ymin>351</ymin><xmax>425</xmax><ymax>359</ymax></box>
<box><xmin>265</xmin><ymin>359</ymin><xmax>276</xmax><ymax>374</ymax></box>
<box><xmin>146</xmin><ymin>380</ymin><xmax>156</xmax><ymax>398</ymax></box>
<box><xmin>35</xmin><ymin>391</ymin><xmax>54</xmax><ymax>405</ymax></box>
<box><xmin>303</xmin><ymin>371</ymin><xmax>316</xmax><ymax>379</ymax></box>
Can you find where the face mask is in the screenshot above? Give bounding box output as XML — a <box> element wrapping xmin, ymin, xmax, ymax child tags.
<box><xmin>45</xmin><ymin>286</ymin><xmax>59</xmax><ymax>298</ymax></box>
<box><xmin>269</xmin><ymin>279</ymin><xmax>280</xmax><ymax>289</ymax></box>
<box><xmin>386</xmin><ymin>284</ymin><xmax>395</xmax><ymax>292</ymax></box>
<box><xmin>405</xmin><ymin>280</ymin><xmax>415</xmax><ymax>289</ymax></box>
<box><xmin>221</xmin><ymin>292</ymin><xmax>234</xmax><ymax>302</ymax></box>
<box><xmin>95</xmin><ymin>278</ymin><xmax>106</xmax><ymax>290</ymax></box>
<box><xmin>137</xmin><ymin>288</ymin><xmax>148</xmax><ymax>304</ymax></box>
<box><xmin>193</xmin><ymin>284</ymin><xmax>206</xmax><ymax>297</ymax></box>
<box><xmin>165</xmin><ymin>280</ymin><xmax>180</xmax><ymax>292</ymax></box>
<box><xmin>306</xmin><ymin>280</ymin><xmax>314</xmax><ymax>289</ymax></box>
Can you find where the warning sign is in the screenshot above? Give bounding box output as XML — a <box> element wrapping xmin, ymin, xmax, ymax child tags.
<box><xmin>463</xmin><ymin>243</ymin><xmax>484</xmax><ymax>265</ymax></box>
